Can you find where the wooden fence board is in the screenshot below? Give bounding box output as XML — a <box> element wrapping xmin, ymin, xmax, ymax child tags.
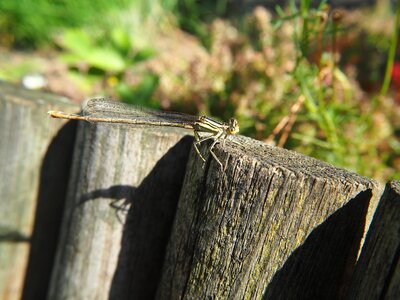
<box><xmin>1</xmin><ymin>87</ymin><xmax>392</xmax><ymax>299</ymax></box>
<box><xmin>347</xmin><ymin>181</ymin><xmax>400</xmax><ymax>299</ymax></box>
<box><xmin>0</xmin><ymin>81</ymin><xmax>78</xmax><ymax>300</ymax></box>
<box><xmin>156</xmin><ymin>134</ymin><xmax>382</xmax><ymax>299</ymax></box>
<box><xmin>47</xmin><ymin>121</ymin><xmax>193</xmax><ymax>299</ymax></box>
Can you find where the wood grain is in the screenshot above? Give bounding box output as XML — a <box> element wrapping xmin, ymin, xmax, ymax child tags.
<box><xmin>48</xmin><ymin>121</ymin><xmax>193</xmax><ymax>300</ymax></box>
<box><xmin>0</xmin><ymin>81</ymin><xmax>78</xmax><ymax>300</ymax></box>
<box><xmin>156</xmin><ymin>134</ymin><xmax>382</xmax><ymax>299</ymax></box>
<box><xmin>347</xmin><ymin>181</ymin><xmax>400</xmax><ymax>299</ymax></box>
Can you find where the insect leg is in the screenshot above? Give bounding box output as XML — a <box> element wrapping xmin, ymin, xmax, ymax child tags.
<box><xmin>208</xmin><ymin>131</ymin><xmax>225</xmax><ymax>170</ymax></box>
<box><xmin>193</xmin><ymin>130</ymin><xmax>206</xmax><ymax>162</ymax></box>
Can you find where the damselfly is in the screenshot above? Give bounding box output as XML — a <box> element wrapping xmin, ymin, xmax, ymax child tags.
<box><xmin>48</xmin><ymin>98</ymin><xmax>239</xmax><ymax>169</ymax></box>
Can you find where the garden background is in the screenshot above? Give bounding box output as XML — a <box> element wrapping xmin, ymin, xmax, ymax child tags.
<box><xmin>1</xmin><ymin>0</ymin><xmax>399</xmax><ymax>181</ymax></box>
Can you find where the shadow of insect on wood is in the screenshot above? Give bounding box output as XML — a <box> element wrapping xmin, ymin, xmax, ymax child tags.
<box><xmin>76</xmin><ymin>136</ymin><xmax>193</xmax><ymax>299</ymax></box>
<box><xmin>79</xmin><ymin>185</ymin><xmax>136</xmax><ymax>223</ymax></box>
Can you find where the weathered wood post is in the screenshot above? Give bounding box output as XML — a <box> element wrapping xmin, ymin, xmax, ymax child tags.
<box><xmin>156</xmin><ymin>135</ymin><xmax>382</xmax><ymax>299</ymax></box>
<box><xmin>47</xmin><ymin>120</ymin><xmax>193</xmax><ymax>299</ymax></box>
<box><xmin>3</xmin><ymin>85</ymin><xmax>390</xmax><ymax>299</ymax></box>
<box><xmin>45</xmin><ymin>105</ymin><xmax>385</xmax><ymax>299</ymax></box>
<box><xmin>347</xmin><ymin>181</ymin><xmax>400</xmax><ymax>299</ymax></box>
<box><xmin>0</xmin><ymin>81</ymin><xmax>78</xmax><ymax>300</ymax></box>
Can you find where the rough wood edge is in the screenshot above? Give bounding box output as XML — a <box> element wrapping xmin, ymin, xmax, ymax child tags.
<box><xmin>48</xmin><ymin>121</ymin><xmax>193</xmax><ymax>299</ymax></box>
<box><xmin>347</xmin><ymin>180</ymin><xmax>400</xmax><ymax>299</ymax></box>
<box><xmin>156</xmin><ymin>134</ymin><xmax>382</xmax><ymax>299</ymax></box>
<box><xmin>0</xmin><ymin>81</ymin><xmax>78</xmax><ymax>300</ymax></box>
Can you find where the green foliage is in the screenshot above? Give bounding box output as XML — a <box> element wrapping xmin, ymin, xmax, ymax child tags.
<box><xmin>381</xmin><ymin>0</ymin><xmax>400</xmax><ymax>96</ymax></box>
<box><xmin>142</xmin><ymin>1</ymin><xmax>399</xmax><ymax>180</ymax></box>
<box><xmin>57</xmin><ymin>27</ymin><xmax>158</xmax><ymax>103</ymax></box>
<box><xmin>0</xmin><ymin>0</ymin><xmax>169</xmax><ymax>104</ymax></box>
<box><xmin>174</xmin><ymin>0</ymin><xmax>231</xmax><ymax>47</ymax></box>
<box><xmin>118</xmin><ymin>74</ymin><xmax>160</xmax><ymax>107</ymax></box>
<box><xmin>0</xmin><ymin>0</ymin><xmax>133</xmax><ymax>47</ymax></box>
<box><xmin>59</xmin><ymin>29</ymin><xmax>128</xmax><ymax>73</ymax></box>
<box><xmin>0</xmin><ymin>58</ymin><xmax>42</xmax><ymax>82</ymax></box>
<box><xmin>0</xmin><ymin>0</ymin><xmax>398</xmax><ymax>180</ymax></box>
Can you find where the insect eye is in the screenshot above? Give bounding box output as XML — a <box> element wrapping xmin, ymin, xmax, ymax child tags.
<box><xmin>229</xmin><ymin>118</ymin><xmax>239</xmax><ymax>134</ymax></box>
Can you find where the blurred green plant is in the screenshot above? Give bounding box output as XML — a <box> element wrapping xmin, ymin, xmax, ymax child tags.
<box><xmin>380</xmin><ymin>0</ymin><xmax>400</xmax><ymax>96</ymax></box>
<box><xmin>56</xmin><ymin>27</ymin><xmax>158</xmax><ymax>105</ymax></box>
<box><xmin>0</xmin><ymin>0</ymin><xmax>176</xmax><ymax>105</ymax></box>
<box><xmin>0</xmin><ymin>0</ymin><xmax>398</xmax><ymax>180</ymax></box>
<box><xmin>276</xmin><ymin>0</ymin><xmax>399</xmax><ymax>179</ymax></box>
<box><xmin>0</xmin><ymin>0</ymin><xmax>135</xmax><ymax>47</ymax></box>
<box><xmin>0</xmin><ymin>57</ymin><xmax>42</xmax><ymax>82</ymax></box>
<box><xmin>174</xmin><ymin>0</ymin><xmax>231</xmax><ymax>47</ymax></box>
<box><xmin>140</xmin><ymin>0</ymin><xmax>399</xmax><ymax>180</ymax></box>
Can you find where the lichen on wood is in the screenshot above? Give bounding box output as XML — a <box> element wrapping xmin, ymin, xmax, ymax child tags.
<box><xmin>157</xmin><ymin>134</ymin><xmax>381</xmax><ymax>299</ymax></box>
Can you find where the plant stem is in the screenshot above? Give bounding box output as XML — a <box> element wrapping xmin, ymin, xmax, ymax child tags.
<box><xmin>380</xmin><ymin>0</ymin><xmax>400</xmax><ymax>97</ymax></box>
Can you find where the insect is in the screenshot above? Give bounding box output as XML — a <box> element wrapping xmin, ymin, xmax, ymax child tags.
<box><xmin>49</xmin><ymin>98</ymin><xmax>239</xmax><ymax>169</ymax></box>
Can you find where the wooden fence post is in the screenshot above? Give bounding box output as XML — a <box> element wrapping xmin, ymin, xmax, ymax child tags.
<box><xmin>347</xmin><ymin>181</ymin><xmax>400</xmax><ymax>299</ymax></box>
<box><xmin>0</xmin><ymin>81</ymin><xmax>78</xmax><ymax>300</ymax></box>
<box><xmin>47</xmin><ymin>121</ymin><xmax>193</xmax><ymax>299</ymax></box>
<box><xmin>2</xmin><ymin>84</ymin><xmax>393</xmax><ymax>299</ymax></box>
<box><xmin>156</xmin><ymin>134</ymin><xmax>382</xmax><ymax>299</ymax></box>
